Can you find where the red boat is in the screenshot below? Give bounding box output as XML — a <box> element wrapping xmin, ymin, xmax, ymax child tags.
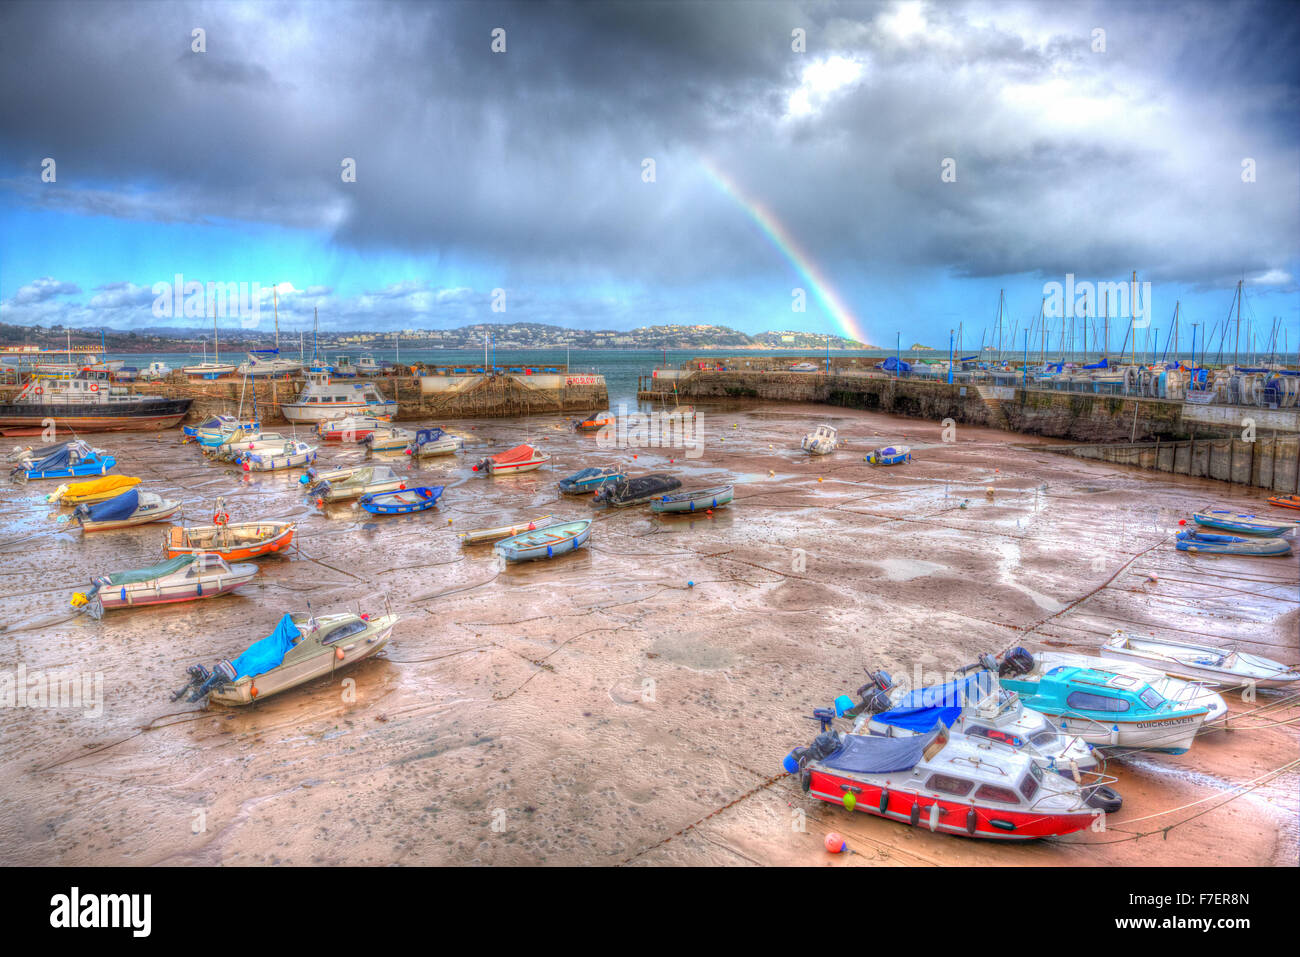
<box><xmin>786</xmin><ymin>718</ymin><xmax>1099</xmax><ymax>840</ymax></box>
<box><xmin>472</xmin><ymin>444</ymin><xmax>550</xmax><ymax>475</ymax></box>
<box><xmin>1268</xmin><ymin>494</ymin><xmax>1300</xmax><ymax>511</ymax></box>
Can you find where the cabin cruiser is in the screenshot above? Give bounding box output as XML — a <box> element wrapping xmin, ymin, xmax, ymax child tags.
<box><xmin>280</xmin><ymin>370</ymin><xmax>397</xmax><ymax>424</ymax></box>
<box><xmin>236</xmin><ymin>348</ymin><xmax>302</xmax><ymax>378</ymax></box>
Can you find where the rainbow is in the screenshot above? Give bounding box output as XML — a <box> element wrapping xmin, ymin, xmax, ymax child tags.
<box><xmin>698</xmin><ymin>157</ymin><xmax>872</xmax><ymax>346</ymax></box>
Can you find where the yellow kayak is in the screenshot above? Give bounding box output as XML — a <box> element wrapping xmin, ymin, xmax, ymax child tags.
<box><xmin>46</xmin><ymin>475</ymin><xmax>142</xmax><ymax>505</ymax></box>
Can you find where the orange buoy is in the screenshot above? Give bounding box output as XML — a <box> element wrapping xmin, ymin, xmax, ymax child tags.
<box><xmin>336</xmin><ymin>647</ymin><xmax>345</xmax><ymax>660</ymax></box>
<box><xmin>824</xmin><ymin>832</ymin><xmax>846</xmax><ymax>853</ymax></box>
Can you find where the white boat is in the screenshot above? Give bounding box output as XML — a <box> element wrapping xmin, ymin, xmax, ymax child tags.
<box><xmin>801</xmin><ymin>424</ymin><xmax>838</xmax><ymax>455</ymax></box>
<box><xmin>71</xmin><ymin>552</ymin><xmax>257</xmax><ymax>616</ymax></box>
<box><xmin>139</xmin><ymin>361</ymin><xmax>173</xmax><ymax>380</ymax></box>
<box><xmin>357</xmin><ymin>356</ymin><xmax>387</xmax><ymax>376</ymax></box>
<box><xmin>239</xmin><ymin>440</ymin><xmax>317</xmax><ymax>472</ymax></box>
<box><xmin>1101</xmin><ymin>632</ymin><xmax>1300</xmax><ymax>690</ymax></box>
<box><xmin>1036</xmin><ymin>650</ymin><xmax>1228</xmax><ymax>722</ymax></box>
<box><xmin>209</xmin><ymin>429</ymin><xmax>294</xmax><ymax>460</ymax></box>
<box><xmin>304</xmin><ymin>464</ymin><xmax>406</xmax><ymax>503</ymax></box>
<box><xmin>236</xmin><ymin>348</ymin><xmax>302</xmax><ymax>378</ymax></box>
<box><xmin>407</xmin><ymin>427</ymin><xmax>461</xmax><ymax>457</ymax></box>
<box><xmin>183</xmin><ymin>361</ymin><xmax>238</xmax><ymax>380</ymax></box>
<box><xmin>280</xmin><ymin>370</ymin><xmax>397</xmax><ymax>424</ymax></box>
<box><xmin>67</xmin><ymin>488</ymin><xmax>181</xmax><ymax>531</ymax></box>
<box><xmin>459</xmin><ymin>514</ymin><xmax>555</xmax><ymax>546</ymax></box>
<box><xmin>363</xmin><ymin>425</ymin><xmax>415</xmax><ymax>452</ymax></box>
<box><xmin>789</xmin><ymin>362</ymin><xmax>820</xmax><ymax>372</ymax></box>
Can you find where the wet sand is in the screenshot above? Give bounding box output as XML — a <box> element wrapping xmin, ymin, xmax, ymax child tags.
<box><xmin>0</xmin><ymin>403</ymin><xmax>1296</xmax><ymax>866</ymax></box>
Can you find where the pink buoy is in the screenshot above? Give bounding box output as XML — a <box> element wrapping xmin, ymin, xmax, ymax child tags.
<box><xmin>824</xmin><ymin>833</ymin><xmax>846</xmax><ymax>854</ymax></box>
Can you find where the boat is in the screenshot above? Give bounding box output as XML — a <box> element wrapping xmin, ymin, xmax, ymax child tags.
<box><xmin>866</xmin><ymin>445</ymin><xmax>911</xmax><ymax>465</ymax></box>
<box><xmin>494</xmin><ymin>519</ymin><xmax>593</xmax><ymax>562</ymax></box>
<box><xmin>45</xmin><ymin>475</ymin><xmax>141</xmax><ymax>505</ymax></box>
<box><xmin>356</xmin><ymin>355</ymin><xmax>387</xmax><ymax>376</ymax></box>
<box><xmin>1033</xmin><ymin>650</ymin><xmax>1228</xmax><ymax>723</ymax></box>
<box><xmin>10</xmin><ymin>440</ymin><xmax>115</xmax><ymax>481</ymax></box>
<box><xmin>359</xmin><ymin>486</ymin><xmax>444</xmax><ymax>515</ymax></box>
<box><xmin>208</xmin><ymin>428</ymin><xmax>293</xmax><ymax>460</ymax></box>
<box><xmin>649</xmin><ymin>484</ymin><xmax>734</xmax><ymax>514</ymax></box>
<box><xmin>315</xmin><ymin>415</ymin><xmax>392</xmax><ymax>442</ymax></box>
<box><xmin>472</xmin><ymin>444</ymin><xmax>549</xmax><ymax>475</ymax></box>
<box><xmin>0</xmin><ymin>367</ymin><xmax>191</xmax><ymax>435</ymax></box>
<box><xmin>406</xmin><ymin>427</ymin><xmax>461</xmax><ymax>457</ymax></box>
<box><xmin>305</xmin><ymin>464</ymin><xmax>405</xmax><ymax>503</ymax></box>
<box><xmin>459</xmin><ymin>515</ymin><xmax>555</xmax><ymax>546</ymax></box>
<box><xmin>70</xmin><ymin>552</ymin><xmax>257</xmax><ymax>617</ymax></box>
<box><xmin>139</xmin><ymin>361</ymin><xmax>173</xmax><ymax>381</ymax></box>
<box><xmin>1191</xmin><ymin>509</ymin><xmax>1297</xmax><ymax>536</ymax></box>
<box><xmin>183</xmin><ymin>308</ymin><xmax>238</xmax><ymax>379</ymax></box>
<box><xmin>593</xmin><ymin>473</ymin><xmax>681</xmax><ymax>507</ymax></box>
<box><xmin>166</xmin><ymin>519</ymin><xmax>296</xmax><ymax>562</ymax></box>
<box><xmin>331</xmin><ymin>356</ymin><xmax>359</xmax><ymax>378</ymax></box>
<box><xmin>1101</xmin><ymin>632</ymin><xmax>1300</xmax><ymax>690</ymax></box>
<box><xmin>240</xmin><ymin>441</ymin><xmax>317</xmax><ymax>472</ymax></box>
<box><xmin>236</xmin><ymin>348</ymin><xmax>302</xmax><ymax>378</ymax></box>
<box><xmin>558</xmin><ymin>467</ymin><xmax>624</xmax><ymax>495</ymax></box>
<box><xmin>839</xmin><ymin>666</ymin><xmax>1118</xmax><ymax>811</ymax></box>
<box><xmin>789</xmin><ymin>362</ymin><xmax>820</xmax><ymax>372</ymax></box>
<box><xmin>280</xmin><ymin>370</ymin><xmax>396</xmax><ymax>424</ymax></box>
<box><xmin>69</xmin><ymin>488</ymin><xmax>181</xmax><ymax>531</ymax></box>
<box><xmin>1267</xmin><ymin>494</ymin><xmax>1300</xmax><ymax>510</ymax></box>
<box><xmin>996</xmin><ymin>647</ymin><xmax>1210</xmax><ymax>753</ymax></box>
<box><xmin>1174</xmin><ymin>530</ymin><xmax>1292</xmax><ymax>557</ymax></box>
<box><xmin>784</xmin><ymin>720</ymin><xmax>1099</xmax><ymax>840</ymax></box>
<box><xmin>183</xmin><ymin>414</ymin><xmax>250</xmax><ymax>446</ymax></box>
<box><xmin>574</xmin><ymin>412</ymin><xmax>615</xmax><ymax>433</ymax></box>
<box><xmin>801</xmin><ymin>425</ymin><xmax>838</xmax><ymax>455</ymax></box>
<box><xmin>363</xmin><ymin>424</ymin><xmax>415</xmax><ymax>452</ymax></box>
<box><xmin>171</xmin><ymin>610</ymin><xmax>398</xmax><ymax>706</ymax></box>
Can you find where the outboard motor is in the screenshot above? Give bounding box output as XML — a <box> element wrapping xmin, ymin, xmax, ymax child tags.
<box><xmin>170</xmin><ymin>660</ymin><xmax>237</xmax><ymax>703</ymax></box>
<box><xmin>806</xmin><ymin>728</ymin><xmax>842</xmax><ymax>762</ymax></box>
<box><xmin>841</xmin><ymin>669</ymin><xmax>894</xmax><ymax>717</ymax></box>
<box><xmin>999</xmin><ymin>647</ymin><xmax>1035</xmax><ymax>677</ymax></box>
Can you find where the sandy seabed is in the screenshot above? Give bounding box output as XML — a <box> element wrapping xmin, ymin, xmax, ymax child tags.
<box><xmin>0</xmin><ymin>401</ymin><xmax>1296</xmax><ymax>867</ymax></box>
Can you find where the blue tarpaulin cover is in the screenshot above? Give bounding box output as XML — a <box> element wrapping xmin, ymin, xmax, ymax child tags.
<box><xmin>414</xmin><ymin>428</ymin><xmax>446</xmax><ymax>444</ymax></box>
<box><xmin>819</xmin><ymin>728</ymin><xmax>940</xmax><ymax>774</ymax></box>
<box><xmin>880</xmin><ymin>357</ymin><xmax>911</xmax><ymax>372</ymax></box>
<box><xmin>1082</xmin><ymin>358</ymin><xmax>1109</xmax><ymax>369</ymax></box>
<box><xmin>30</xmin><ymin>442</ymin><xmax>74</xmax><ymax>471</ymax></box>
<box><xmin>230</xmin><ymin>614</ymin><xmax>302</xmax><ymax>679</ymax></box>
<box><xmin>86</xmin><ymin>488</ymin><xmax>139</xmax><ymax>522</ymax></box>
<box><xmin>873</xmin><ymin>671</ymin><xmax>993</xmax><ymax>733</ymax></box>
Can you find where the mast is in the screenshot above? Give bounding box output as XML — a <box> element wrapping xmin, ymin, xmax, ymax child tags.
<box><xmin>273</xmin><ymin>284</ymin><xmax>280</xmax><ymax>351</ymax></box>
<box><xmin>1234</xmin><ymin>278</ymin><xmax>1242</xmax><ymax>365</ymax></box>
<box><xmin>213</xmin><ymin>294</ymin><xmax>220</xmax><ymax>365</ymax></box>
<box><xmin>1103</xmin><ymin>289</ymin><xmax>1109</xmax><ymax>362</ymax></box>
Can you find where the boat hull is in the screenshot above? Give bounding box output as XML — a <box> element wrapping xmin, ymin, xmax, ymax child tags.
<box><xmin>281</xmin><ymin>400</ymin><xmax>397</xmax><ymax>424</ymax></box>
<box><xmin>459</xmin><ymin>515</ymin><xmax>555</xmax><ymax>546</ymax></box>
<box><xmin>360</xmin><ymin>486</ymin><xmax>443</xmax><ymax>514</ymax></box>
<box><xmin>166</xmin><ymin>522</ymin><xmax>296</xmax><ymax>561</ymax></box>
<box><xmin>494</xmin><ymin>520</ymin><xmax>592</xmax><ymax>562</ymax></box>
<box><xmin>0</xmin><ymin>399</ymin><xmax>191</xmax><ymax>436</ymax></box>
<box><xmin>96</xmin><ymin>567</ymin><xmax>256</xmax><ymax>610</ymax></box>
<box><xmin>78</xmin><ymin>502</ymin><xmax>181</xmax><ymax>531</ymax></box>
<box><xmin>650</xmin><ymin>485</ymin><xmax>734</xmax><ymax>514</ymax></box>
<box><xmin>486</xmin><ymin>455</ymin><xmax>548</xmax><ymax>474</ymax></box>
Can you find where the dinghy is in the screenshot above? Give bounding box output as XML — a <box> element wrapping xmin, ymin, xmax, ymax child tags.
<box><xmin>69</xmin><ymin>488</ymin><xmax>181</xmax><ymax>531</ymax></box>
<box><xmin>239</xmin><ymin>441</ymin><xmax>317</xmax><ymax>472</ymax></box>
<box><xmin>574</xmin><ymin>413</ymin><xmax>614</xmax><ymax>433</ymax></box>
<box><xmin>801</xmin><ymin>425</ymin><xmax>838</xmax><ymax>455</ymax></box>
<box><xmin>1267</xmin><ymin>494</ymin><xmax>1300</xmax><ymax>511</ymax></box>
<box><xmin>866</xmin><ymin>445</ymin><xmax>911</xmax><ymax>466</ymax></box>
<box><xmin>1192</xmin><ymin>509</ymin><xmax>1297</xmax><ymax>536</ymax></box>
<box><xmin>458</xmin><ymin>515</ymin><xmax>555</xmax><ymax>546</ymax></box>
<box><xmin>406</xmin><ymin>427</ymin><xmax>461</xmax><ymax>457</ymax></box>
<box><xmin>45</xmin><ymin>475</ymin><xmax>141</xmax><ymax>505</ymax></box>
<box><xmin>1101</xmin><ymin>632</ymin><xmax>1300</xmax><ymax>690</ymax></box>
<box><xmin>10</xmin><ymin>440</ymin><xmax>115</xmax><ymax>481</ymax></box>
<box><xmin>494</xmin><ymin>520</ymin><xmax>593</xmax><ymax>562</ymax></box>
<box><xmin>593</xmin><ymin>473</ymin><xmax>681</xmax><ymax>507</ymax></box>
<box><xmin>1175</xmin><ymin>530</ymin><xmax>1291</xmax><ymax>556</ymax></box>
<box><xmin>996</xmin><ymin>647</ymin><xmax>1210</xmax><ymax>753</ymax></box>
<box><xmin>363</xmin><ymin>424</ymin><xmax>415</xmax><ymax>452</ymax></box>
<box><xmin>171</xmin><ymin>610</ymin><xmax>398</xmax><ymax>706</ymax></box>
<box><xmin>557</xmin><ymin>467</ymin><xmax>624</xmax><ymax>495</ymax></box>
<box><xmin>304</xmin><ymin>465</ymin><xmax>405</xmax><ymax>503</ymax></box>
<box><xmin>784</xmin><ymin>721</ymin><xmax>1098</xmax><ymax>840</ymax></box>
<box><xmin>359</xmin><ymin>486</ymin><xmax>444</xmax><ymax>515</ymax></box>
<box><xmin>650</xmin><ymin>484</ymin><xmax>734</xmax><ymax>514</ymax></box>
<box><xmin>71</xmin><ymin>552</ymin><xmax>256</xmax><ymax>617</ymax></box>
<box><xmin>315</xmin><ymin>415</ymin><xmax>391</xmax><ymax>442</ymax></box>
<box><xmin>472</xmin><ymin>444</ymin><xmax>548</xmax><ymax>475</ymax></box>
<box><xmin>167</xmin><ymin>520</ymin><xmax>296</xmax><ymax>562</ymax></box>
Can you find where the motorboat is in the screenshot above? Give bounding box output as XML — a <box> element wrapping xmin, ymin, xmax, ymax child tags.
<box><xmin>472</xmin><ymin>444</ymin><xmax>548</xmax><ymax>475</ymax></box>
<box><xmin>70</xmin><ymin>552</ymin><xmax>256</xmax><ymax>617</ymax></box>
<box><xmin>68</xmin><ymin>488</ymin><xmax>181</xmax><ymax>531</ymax></box>
<box><xmin>45</xmin><ymin>475</ymin><xmax>141</xmax><ymax>505</ymax></box>
<box><xmin>280</xmin><ymin>369</ymin><xmax>396</xmax><ymax>424</ymax></box>
<box><xmin>236</xmin><ymin>348</ymin><xmax>302</xmax><ymax>378</ymax></box>
<box><xmin>304</xmin><ymin>464</ymin><xmax>405</xmax><ymax>503</ymax></box>
<box><xmin>866</xmin><ymin>445</ymin><xmax>911</xmax><ymax>466</ymax></box>
<box><xmin>363</xmin><ymin>425</ymin><xmax>415</xmax><ymax>452</ymax></box>
<box><xmin>801</xmin><ymin>425</ymin><xmax>838</xmax><ymax>455</ymax></box>
<box><xmin>10</xmin><ymin>440</ymin><xmax>115</xmax><ymax>481</ymax></box>
<box><xmin>315</xmin><ymin>415</ymin><xmax>393</xmax><ymax>442</ymax></box>
<box><xmin>406</xmin><ymin>427</ymin><xmax>461</xmax><ymax>457</ymax></box>
<box><xmin>0</xmin><ymin>367</ymin><xmax>190</xmax><ymax>435</ymax></box>
<box><xmin>239</xmin><ymin>441</ymin><xmax>317</xmax><ymax>472</ymax></box>
<box><xmin>557</xmin><ymin>467</ymin><xmax>624</xmax><ymax>495</ymax></box>
<box><xmin>593</xmin><ymin>473</ymin><xmax>681</xmax><ymax>507</ymax></box>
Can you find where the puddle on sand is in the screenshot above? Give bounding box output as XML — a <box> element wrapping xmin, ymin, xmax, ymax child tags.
<box><xmin>866</xmin><ymin>558</ymin><xmax>947</xmax><ymax>581</ymax></box>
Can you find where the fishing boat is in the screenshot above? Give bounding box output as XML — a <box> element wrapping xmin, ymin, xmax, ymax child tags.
<box><xmin>315</xmin><ymin>415</ymin><xmax>392</xmax><ymax>442</ymax></box>
<box><xmin>280</xmin><ymin>370</ymin><xmax>396</xmax><ymax>424</ymax></box>
<box><xmin>784</xmin><ymin>721</ymin><xmax>1099</xmax><ymax>840</ymax></box>
<box><xmin>406</xmin><ymin>427</ymin><xmax>461</xmax><ymax>457</ymax></box>
<box><xmin>801</xmin><ymin>425</ymin><xmax>838</xmax><ymax>455</ymax></box>
<box><xmin>459</xmin><ymin>515</ymin><xmax>555</xmax><ymax>546</ymax></box>
<box><xmin>356</xmin><ymin>355</ymin><xmax>387</xmax><ymax>376</ymax></box>
<box><xmin>305</xmin><ymin>465</ymin><xmax>405</xmax><ymax>503</ymax></box>
<box><xmin>557</xmin><ymin>467</ymin><xmax>624</xmax><ymax>495</ymax></box>
<box><xmin>593</xmin><ymin>473</ymin><xmax>681</xmax><ymax>507</ymax></box>
<box><xmin>70</xmin><ymin>552</ymin><xmax>256</xmax><ymax>617</ymax></box>
<box><xmin>68</xmin><ymin>488</ymin><xmax>181</xmax><ymax>531</ymax></box>
<box><xmin>45</xmin><ymin>475</ymin><xmax>141</xmax><ymax>505</ymax></box>
<box><xmin>10</xmin><ymin>441</ymin><xmax>115</xmax><ymax>481</ymax></box>
<box><xmin>363</xmin><ymin>424</ymin><xmax>415</xmax><ymax>452</ymax></box>
<box><xmin>1101</xmin><ymin>632</ymin><xmax>1300</xmax><ymax>690</ymax></box>
<box><xmin>1267</xmin><ymin>494</ymin><xmax>1300</xmax><ymax>510</ymax></box>
<box><xmin>359</xmin><ymin>486</ymin><xmax>444</xmax><ymax>515</ymax></box>
<box><xmin>472</xmin><ymin>444</ymin><xmax>548</xmax><ymax>475</ymax></box>
<box><xmin>649</xmin><ymin>484</ymin><xmax>734</xmax><ymax>514</ymax></box>
<box><xmin>574</xmin><ymin>412</ymin><xmax>615</xmax><ymax>433</ymax></box>
<box><xmin>494</xmin><ymin>519</ymin><xmax>593</xmax><ymax>562</ymax></box>
<box><xmin>1175</xmin><ymin>530</ymin><xmax>1291</xmax><ymax>557</ymax></box>
<box><xmin>167</xmin><ymin>520</ymin><xmax>296</xmax><ymax>561</ymax></box>
<box><xmin>171</xmin><ymin>610</ymin><xmax>398</xmax><ymax>706</ymax></box>
<box><xmin>1192</xmin><ymin>510</ymin><xmax>1297</xmax><ymax>536</ymax></box>
<box><xmin>239</xmin><ymin>441</ymin><xmax>317</xmax><ymax>472</ymax></box>
<box><xmin>866</xmin><ymin>445</ymin><xmax>911</xmax><ymax>466</ymax></box>
<box><xmin>0</xmin><ymin>367</ymin><xmax>191</xmax><ymax>435</ymax></box>
<box><xmin>996</xmin><ymin>647</ymin><xmax>1210</xmax><ymax>753</ymax></box>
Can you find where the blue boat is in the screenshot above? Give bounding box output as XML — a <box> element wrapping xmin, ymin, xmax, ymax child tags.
<box><xmin>10</xmin><ymin>441</ymin><xmax>116</xmax><ymax>481</ymax></box>
<box><xmin>866</xmin><ymin>445</ymin><xmax>911</xmax><ymax>466</ymax></box>
<box><xmin>1191</xmin><ymin>510</ymin><xmax>1297</xmax><ymax>536</ymax></box>
<box><xmin>359</xmin><ymin>485</ymin><xmax>444</xmax><ymax>515</ymax></box>
<box><xmin>557</xmin><ymin>467</ymin><xmax>624</xmax><ymax>495</ymax></box>
<box><xmin>494</xmin><ymin>520</ymin><xmax>592</xmax><ymax>562</ymax></box>
<box><xmin>1175</xmin><ymin>530</ymin><xmax>1291</xmax><ymax>557</ymax></box>
<box><xmin>650</xmin><ymin>484</ymin><xmax>734</xmax><ymax>514</ymax></box>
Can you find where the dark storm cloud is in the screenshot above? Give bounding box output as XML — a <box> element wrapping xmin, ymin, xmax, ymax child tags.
<box><xmin>0</xmin><ymin>0</ymin><xmax>1297</xmax><ymax>290</ymax></box>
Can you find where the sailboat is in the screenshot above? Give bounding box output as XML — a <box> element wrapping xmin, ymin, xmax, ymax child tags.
<box><xmin>236</xmin><ymin>285</ymin><xmax>302</xmax><ymax>377</ymax></box>
<box><xmin>183</xmin><ymin>296</ymin><xmax>238</xmax><ymax>379</ymax></box>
